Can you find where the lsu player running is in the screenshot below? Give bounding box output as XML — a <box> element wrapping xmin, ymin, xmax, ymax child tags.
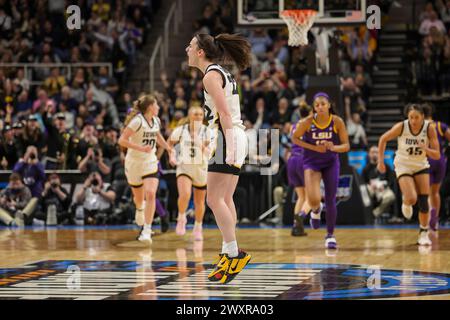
<box><xmin>378</xmin><ymin>104</ymin><xmax>440</xmax><ymax>246</ymax></box>
<box><xmin>422</xmin><ymin>103</ymin><xmax>450</xmax><ymax>231</ymax></box>
<box><xmin>186</xmin><ymin>33</ymin><xmax>251</xmax><ymax>284</ymax></box>
<box><xmin>292</xmin><ymin>92</ymin><xmax>350</xmax><ymax>249</ymax></box>
<box><xmin>118</xmin><ymin>94</ymin><xmax>176</xmax><ymax>244</ymax></box>
<box><xmin>169</xmin><ymin>106</ymin><xmax>211</xmax><ymax>241</ymax></box>
<box><xmin>289</xmin><ymin>104</ymin><xmax>312</xmax><ymax>237</ymax></box>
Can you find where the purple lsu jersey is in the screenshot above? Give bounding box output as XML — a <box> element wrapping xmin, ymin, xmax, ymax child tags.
<box><xmin>288</xmin><ymin>123</ymin><xmax>305</xmax><ymax>187</ymax></box>
<box><xmin>290</xmin><ymin>123</ymin><xmax>303</xmax><ymax>157</ymax></box>
<box><xmin>303</xmin><ymin>115</ymin><xmax>340</xmax><ymax>168</ymax></box>
<box><xmin>429</xmin><ymin>121</ymin><xmax>448</xmax><ymax>184</ymax></box>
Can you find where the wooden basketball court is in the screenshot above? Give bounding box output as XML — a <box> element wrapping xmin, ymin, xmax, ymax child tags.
<box><xmin>0</xmin><ymin>226</ymin><xmax>449</xmax><ymax>300</ymax></box>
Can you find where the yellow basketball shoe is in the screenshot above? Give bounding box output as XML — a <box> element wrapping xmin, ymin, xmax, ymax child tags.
<box><xmin>207</xmin><ymin>254</ymin><xmax>230</xmax><ymax>282</ymax></box>
<box><xmin>220</xmin><ymin>250</ymin><xmax>251</xmax><ymax>284</ymax></box>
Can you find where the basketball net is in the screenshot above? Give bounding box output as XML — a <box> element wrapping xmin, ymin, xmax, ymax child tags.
<box><xmin>280</xmin><ymin>10</ymin><xmax>318</xmax><ymax>47</ymax></box>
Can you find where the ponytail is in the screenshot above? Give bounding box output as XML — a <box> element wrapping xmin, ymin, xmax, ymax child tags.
<box><xmin>196</xmin><ymin>33</ymin><xmax>251</xmax><ymax>71</ymax></box>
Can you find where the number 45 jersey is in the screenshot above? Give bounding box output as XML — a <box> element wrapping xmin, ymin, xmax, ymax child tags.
<box><xmin>203</xmin><ymin>64</ymin><xmax>245</xmax><ymax>131</ymax></box>
<box><xmin>125</xmin><ymin>114</ymin><xmax>160</xmax><ymax>163</ymax></box>
<box><xmin>394</xmin><ymin>119</ymin><xmax>430</xmax><ymax>177</ymax></box>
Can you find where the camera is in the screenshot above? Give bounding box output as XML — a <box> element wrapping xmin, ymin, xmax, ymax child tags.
<box><xmin>29</xmin><ymin>153</ymin><xmax>36</xmax><ymax>160</ymax></box>
<box><xmin>51</xmin><ymin>182</ymin><xmax>59</xmax><ymax>189</ymax></box>
<box><xmin>91</xmin><ymin>179</ymin><xmax>99</xmax><ymax>187</ymax></box>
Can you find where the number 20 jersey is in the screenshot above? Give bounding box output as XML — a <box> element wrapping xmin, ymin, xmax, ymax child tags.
<box><xmin>125</xmin><ymin>113</ymin><xmax>160</xmax><ymax>162</ymax></box>
<box><xmin>395</xmin><ymin>119</ymin><xmax>430</xmax><ymax>169</ymax></box>
<box><xmin>203</xmin><ymin>64</ymin><xmax>245</xmax><ymax>131</ymax></box>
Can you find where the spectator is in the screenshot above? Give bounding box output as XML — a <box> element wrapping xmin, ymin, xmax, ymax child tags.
<box><xmin>78</xmin><ymin>146</ymin><xmax>112</xmax><ymax>179</ymax></box>
<box><xmin>271</xmin><ymin>97</ymin><xmax>292</xmax><ymax>128</ymax></box>
<box><xmin>22</xmin><ymin>114</ymin><xmax>46</xmax><ymax>154</ymax></box>
<box><xmin>248</xmin><ymin>28</ymin><xmax>273</xmax><ymax>60</ymax></box>
<box><xmin>436</xmin><ymin>0</ymin><xmax>450</xmax><ymax>29</ymax></box>
<box><xmin>345</xmin><ymin>97</ymin><xmax>368</xmax><ymax>150</ymax></box>
<box><xmin>419</xmin><ymin>10</ymin><xmax>447</xmax><ymax>35</ymax></box>
<box><xmin>0</xmin><ymin>173</ymin><xmax>37</xmax><ymax>227</ymax></box>
<box><xmin>101</xmin><ymin>126</ymin><xmax>120</xmax><ymax>161</ymax></box>
<box><xmin>416</xmin><ymin>46</ymin><xmax>438</xmax><ymax>95</ymax></box>
<box><xmin>13</xmin><ymin>145</ymin><xmax>46</xmax><ymax>198</ymax></box>
<box><xmin>42</xmin><ymin>112</ymin><xmax>74</xmax><ymax>170</ymax></box>
<box><xmin>0</xmin><ymin>125</ymin><xmax>19</xmax><ymax>170</ymax></box>
<box><xmin>74</xmin><ymin>171</ymin><xmax>116</xmax><ymax>225</ymax></box>
<box><xmin>44</xmin><ymin>67</ymin><xmax>66</xmax><ymax>97</ymax></box>
<box><xmin>34</xmin><ymin>173</ymin><xmax>72</xmax><ymax>225</ymax></box>
<box><xmin>361</xmin><ymin>146</ymin><xmax>396</xmax><ymax>219</ymax></box>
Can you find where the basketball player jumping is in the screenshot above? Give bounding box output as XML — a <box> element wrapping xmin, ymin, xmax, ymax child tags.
<box><xmin>292</xmin><ymin>93</ymin><xmax>350</xmax><ymax>249</ymax></box>
<box><xmin>422</xmin><ymin>103</ymin><xmax>450</xmax><ymax>231</ymax></box>
<box><xmin>377</xmin><ymin>104</ymin><xmax>440</xmax><ymax>246</ymax></box>
<box><xmin>169</xmin><ymin>106</ymin><xmax>211</xmax><ymax>241</ymax></box>
<box><xmin>186</xmin><ymin>33</ymin><xmax>251</xmax><ymax>284</ymax></box>
<box><xmin>118</xmin><ymin>95</ymin><xmax>176</xmax><ymax>244</ymax></box>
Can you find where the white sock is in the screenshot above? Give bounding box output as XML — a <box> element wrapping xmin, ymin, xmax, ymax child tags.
<box><xmin>178</xmin><ymin>212</ymin><xmax>186</xmax><ymax>220</ymax></box>
<box><xmin>420</xmin><ymin>225</ymin><xmax>429</xmax><ymax>231</ymax></box>
<box><xmin>221</xmin><ymin>241</ymin><xmax>226</xmax><ymax>254</ymax></box>
<box><xmin>312</xmin><ymin>204</ymin><xmax>322</xmax><ymax>214</ymax></box>
<box><xmin>311</xmin><ymin>212</ymin><xmax>321</xmax><ymax>220</ymax></box>
<box><xmin>144</xmin><ymin>223</ymin><xmax>152</xmax><ymax>231</ymax></box>
<box><xmin>224</xmin><ymin>240</ymin><xmax>239</xmax><ymax>258</ymax></box>
<box><xmin>194</xmin><ymin>221</ymin><xmax>202</xmax><ymax>228</ymax></box>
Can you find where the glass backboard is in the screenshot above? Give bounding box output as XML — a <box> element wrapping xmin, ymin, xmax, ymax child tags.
<box><xmin>237</xmin><ymin>0</ymin><xmax>367</xmax><ymax>26</ymax></box>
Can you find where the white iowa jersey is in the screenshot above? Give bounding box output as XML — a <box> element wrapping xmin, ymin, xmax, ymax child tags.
<box><xmin>170</xmin><ymin>124</ymin><xmax>211</xmax><ymax>165</ymax></box>
<box><xmin>203</xmin><ymin>64</ymin><xmax>245</xmax><ymax>130</ymax></box>
<box><xmin>395</xmin><ymin>120</ymin><xmax>430</xmax><ymax>167</ymax></box>
<box><xmin>126</xmin><ymin>114</ymin><xmax>160</xmax><ymax>162</ymax></box>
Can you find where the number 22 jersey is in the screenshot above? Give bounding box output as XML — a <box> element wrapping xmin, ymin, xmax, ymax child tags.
<box><xmin>203</xmin><ymin>64</ymin><xmax>245</xmax><ymax>131</ymax></box>
<box><xmin>126</xmin><ymin>113</ymin><xmax>160</xmax><ymax>162</ymax></box>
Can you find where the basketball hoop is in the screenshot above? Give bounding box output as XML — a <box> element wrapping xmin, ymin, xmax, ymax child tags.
<box><xmin>280</xmin><ymin>10</ymin><xmax>318</xmax><ymax>47</ymax></box>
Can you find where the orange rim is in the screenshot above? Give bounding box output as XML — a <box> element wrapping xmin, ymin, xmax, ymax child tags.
<box><xmin>280</xmin><ymin>9</ymin><xmax>317</xmax><ymax>24</ymax></box>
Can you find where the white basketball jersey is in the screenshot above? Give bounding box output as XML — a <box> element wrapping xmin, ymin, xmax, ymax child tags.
<box><xmin>125</xmin><ymin>113</ymin><xmax>160</xmax><ymax>162</ymax></box>
<box><xmin>171</xmin><ymin>124</ymin><xmax>210</xmax><ymax>165</ymax></box>
<box><xmin>395</xmin><ymin>120</ymin><xmax>430</xmax><ymax>167</ymax></box>
<box><xmin>203</xmin><ymin>64</ymin><xmax>245</xmax><ymax>131</ymax></box>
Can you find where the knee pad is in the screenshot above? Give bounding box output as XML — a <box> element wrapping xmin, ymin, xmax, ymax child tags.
<box><xmin>418</xmin><ymin>195</ymin><xmax>429</xmax><ymax>213</ymax></box>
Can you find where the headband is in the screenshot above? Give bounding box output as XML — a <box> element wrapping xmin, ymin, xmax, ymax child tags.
<box><xmin>313</xmin><ymin>92</ymin><xmax>330</xmax><ymax>102</ymax></box>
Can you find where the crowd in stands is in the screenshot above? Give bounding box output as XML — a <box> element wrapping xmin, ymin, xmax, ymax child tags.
<box><xmin>1</xmin><ymin>0</ymin><xmax>436</xmax><ymax>227</ymax></box>
<box><xmin>0</xmin><ymin>0</ymin><xmax>161</xmax><ymax>226</ymax></box>
<box><xmin>414</xmin><ymin>0</ymin><xmax>450</xmax><ymax>97</ymax></box>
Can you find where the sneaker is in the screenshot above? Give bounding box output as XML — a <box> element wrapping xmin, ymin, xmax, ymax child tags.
<box><xmin>310</xmin><ymin>204</ymin><xmax>322</xmax><ymax>230</ymax></box>
<box><xmin>402</xmin><ymin>204</ymin><xmax>413</xmax><ymax>220</ymax></box>
<box><xmin>208</xmin><ymin>254</ymin><xmax>230</xmax><ymax>282</ymax></box>
<box><xmin>220</xmin><ymin>250</ymin><xmax>252</xmax><ymax>284</ymax></box>
<box><xmin>138</xmin><ymin>228</ymin><xmax>152</xmax><ymax>245</ymax></box>
<box><xmin>325</xmin><ymin>235</ymin><xmax>337</xmax><ymax>249</ymax></box>
<box><xmin>291</xmin><ymin>214</ymin><xmax>307</xmax><ymax>237</ymax></box>
<box><xmin>160</xmin><ymin>214</ymin><xmax>169</xmax><ymax>233</ymax></box>
<box><xmin>417</xmin><ymin>230</ymin><xmax>431</xmax><ymax>246</ymax></box>
<box><xmin>135</xmin><ymin>208</ymin><xmax>145</xmax><ymax>226</ymax></box>
<box><xmin>193</xmin><ymin>224</ymin><xmax>203</xmax><ymax>241</ymax></box>
<box><xmin>175</xmin><ymin>214</ymin><xmax>187</xmax><ymax>236</ymax></box>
